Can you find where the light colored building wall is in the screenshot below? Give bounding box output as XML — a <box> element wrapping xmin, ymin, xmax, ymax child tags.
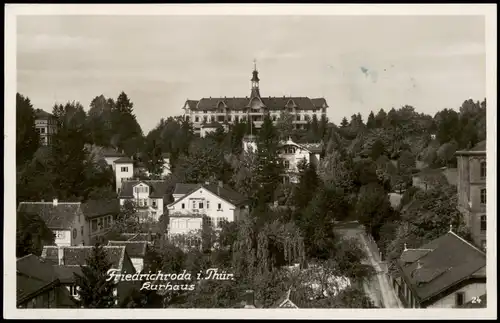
<box><xmin>130</xmin><ymin>257</ymin><xmax>144</xmax><ymax>274</ymax></box>
<box><xmin>115</xmin><ymin>163</ymin><xmax>134</xmax><ymax>193</ymax></box>
<box><xmin>53</xmin><ymin>230</ymin><xmax>71</xmax><ymax>247</ymax></box>
<box><xmin>168</xmin><ymin>217</ymin><xmax>204</xmax><ymax>236</ymax></box>
<box><xmin>427</xmin><ymin>282</ymin><xmax>486</xmax><ymax>308</ymax></box>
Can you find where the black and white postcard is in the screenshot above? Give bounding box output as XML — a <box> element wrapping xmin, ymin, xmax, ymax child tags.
<box><xmin>4</xmin><ymin>3</ymin><xmax>497</xmax><ymax>320</ymax></box>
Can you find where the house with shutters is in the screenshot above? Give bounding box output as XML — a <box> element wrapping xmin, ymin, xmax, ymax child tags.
<box><xmin>40</xmin><ymin>245</ymin><xmax>137</xmax><ymax>306</ymax></box>
<box><xmin>17</xmin><ymin>254</ymin><xmax>77</xmax><ymax>308</ymax></box>
<box><xmin>392</xmin><ymin>229</ymin><xmax>486</xmax><ymax>308</ymax></box>
<box><xmin>167</xmin><ymin>182</ymin><xmax>250</xmax><ymax>248</ymax></box>
<box><xmin>17</xmin><ymin>198</ymin><xmax>120</xmax><ymax>247</ymax></box>
<box><xmin>118</xmin><ymin>180</ymin><xmax>170</xmax><ymax>222</ymax></box>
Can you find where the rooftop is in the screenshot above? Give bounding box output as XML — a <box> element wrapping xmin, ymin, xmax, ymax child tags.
<box><xmin>397</xmin><ymin>231</ymin><xmax>486</xmax><ymax>304</ymax></box>
<box><xmin>119</xmin><ymin>180</ymin><xmax>170</xmax><ymax>199</ymax></box>
<box><xmin>456</xmin><ymin>140</ymin><xmax>486</xmax><ymax>155</ymax></box>
<box><xmin>40</xmin><ymin>245</ymin><xmax>128</xmax><ymax>271</ymax></box>
<box><xmin>114</xmin><ymin>157</ymin><xmax>134</xmax><ymax>164</ymax></box>
<box><xmin>107</xmin><ymin>240</ymin><xmax>148</xmax><ymax>258</ymax></box>
<box><xmin>185</xmin><ymin>96</ymin><xmax>328</xmax><ymax>112</ymax></box>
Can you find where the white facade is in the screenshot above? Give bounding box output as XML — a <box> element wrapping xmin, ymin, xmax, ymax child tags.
<box><xmin>34</xmin><ymin>116</ymin><xmax>58</xmax><ymax>146</ymax></box>
<box><xmin>242</xmin><ymin>137</ymin><xmax>322</xmax><ymax>184</ymax></box>
<box><xmin>167</xmin><ymin>186</ymin><xmax>248</xmax><ymax>237</ymax></box>
<box><xmin>53</xmin><ymin>229</ymin><xmax>71</xmax><ymax>247</ymax></box>
<box><xmin>115</xmin><ymin>162</ymin><xmax>134</xmax><ymax>193</ymax></box>
<box><xmin>119</xmin><ymin>182</ymin><xmax>164</xmax><ymax>222</ymax></box>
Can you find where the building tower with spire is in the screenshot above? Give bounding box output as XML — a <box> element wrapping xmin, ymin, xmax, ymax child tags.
<box><xmin>250</xmin><ymin>59</ymin><xmax>261</xmax><ymax>98</ymax></box>
<box><xmin>182</xmin><ymin>60</ymin><xmax>329</xmax><ymax>137</ymax></box>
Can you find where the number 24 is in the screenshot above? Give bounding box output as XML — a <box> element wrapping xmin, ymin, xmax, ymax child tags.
<box><xmin>471</xmin><ymin>296</ymin><xmax>482</xmax><ymax>304</ymax></box>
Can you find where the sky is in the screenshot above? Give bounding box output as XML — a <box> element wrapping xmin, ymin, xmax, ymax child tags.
<box><xmin>16</xmin><ymin>14</ymin><xmax>486</xmax><ymax>133</ymax></box>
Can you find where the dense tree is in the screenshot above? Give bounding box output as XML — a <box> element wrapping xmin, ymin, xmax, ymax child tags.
<box><xmin>366</xmin><ymin>111</ymin><xmax>376</xmax><ymax>129</ymax></box>
<box><xmin>340</xmin><ymin>117</ymin><xmax>349</xmax><ymax>128</ymax></box>
<box><xmin>292</xmin><ymin>160</ymin><xmax>321</xmax><ymax>211</ymax></box>
<box><xmin>276</xmin><ymin>111</ymin><xmax>295</xmax><ymax>140</ymax></box>
<box><xmin>16</xmin><ymin>211</ymin><xmax>55</xmax><ymax>257</ymax></box>
<box><xmin>173</xmin><ymin>138</ymin><xmax>226</xmax><ymax>184</ymax></box>
<box><xmin>370</xmin><ymin>139</ymin><xmax>385</xmax><ymax>160</ymax></box>
<box><xmin>356</xmin><ymin>182</ymin><xmax>396</xmax><ymax>240</ymax></box>
<box><xmin>16</xmin><ymin>93</ymin><xmax>40</xmax><ymax>167</ymax></box>
<box><xmin>74</xmin><ymin>243</ymin><xmax>117</xmax><ymax>308</ymax></box>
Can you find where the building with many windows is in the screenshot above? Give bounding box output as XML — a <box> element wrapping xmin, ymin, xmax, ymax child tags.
<box><xmin>34</xmin><ymin>109</ymin><xmax>58</xmax><ymax>146</ymax></box>
<box><xmin>182</xmin><ymin>62</ymin><xmax>329</xmax><ymax>136</ymax></box>
<box><xmin>455</xmin><ymin>140</ymin><xmax>487</xmax><ymax>250</ymax></box>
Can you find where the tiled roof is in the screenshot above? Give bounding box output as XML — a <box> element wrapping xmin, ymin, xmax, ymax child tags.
<box><xmin>299</xmin><ymin>142</ymin><xmax>323</xmax><ymax>154</ymax></box>
<box><xmin>470</xmin><ymin>140</ymin><xmax>486</xmax><ymax>151</ymax></box>
<box><xmin>81</xmin><ymin>199</ymin><xmax>120</xmax><ymax>219</ymax></box>
<box><xmin>16</xmin><ymin>254</ymin><xmax>60</xmax><ymax>304</ymax></box>
<box><xmin>40</xmin><ymin>246</ymin><xmax>127</xmax><ymax>270</ymax></box>
<box><xmin>203</xmin><ymin>184</ymin><xmax>249</xmax><ymax>206</ymax></box>
<box><xmin>184</xmin><ymin>96</ymin><xmax>328</xmax><ymax>112</ymax></box>
<box><xmin>119</xmin><ymin>180</ymin><xmax>170</xmax><ymax>199</ymax></box>
<box><xmin>121</xmin><ymin>232</ymin><xmax>154</xmax><ymax>243</ymax></box>
<box><xmin>34</xmin><ymin>109</ymin><xmax>55</xmax><ymax>119</ymax></box>
<box><xmin>101</xmin><ymin>147</ymin><xmax>126</xmax><ymax>158</ymax></box>
<box><xmin>114</xmin><ymin>157</ymin><xmax>134</xmax><ymax>164</ymax></box>
<box><xmin>173</xmin><ymin>183</ymin><xmax>199</xmax><ymax>195</ymax></box>
<box><xmin>17</xmin><ymin>202</ymin><xmax>81</xmax><ymax>230</ymax></box>
<box><xmin>400</xmin><ymin>249</ymin><xmax>433</xmax><ymax>264</ymax></box>
<box><xmin>397</xmin><ymin>231</ymin><xmax>486</xmax><ymax>303</ymax></box>
<box><xmin>51</xmin><ymin>265</ymin><xmax>83</xmax><ymax>284</ymax></box>
<box><xmin>108</xmin><ymin>241</ymin><xmax>148</xmax><ymax>258</ymax></box>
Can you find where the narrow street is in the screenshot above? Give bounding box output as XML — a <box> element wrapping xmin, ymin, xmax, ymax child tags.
<box><xmin>334</xmin><ymin>221</ymin><xmax>402</xmax><ymax>308</ymax></box>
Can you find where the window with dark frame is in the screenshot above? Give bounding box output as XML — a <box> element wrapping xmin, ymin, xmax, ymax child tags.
<box><xmin>480</xmin><ymin>188</ymin><xmax>486</xmax><ymax>204</ymax></box>
<box><xmin>480</xmin><ymin>215</ymin><xmax>486</xmax><ymax>232</ymax></box>
<box><xmin>181</xmin><ymin>203</ymin><xmax>185</xmax><ymax>209</ymax></box>
<box><xmin>218</xmin><ymin>203</ymin><xmax>222</xmax><ymax>210</ymax></box>
<box><xmin>199</xmin><ymin>202</ymin><xmax>204</xmax><ymax>209</ymax></box>
<box><xmin>455</xmin><ymin>292</ymin><xmax>465</xmax><ymax>306</ymax></box>
<box><xmin>480</xmin><ymin>161</ymin><xmax>486</xmax><ymax>179</ymax></box>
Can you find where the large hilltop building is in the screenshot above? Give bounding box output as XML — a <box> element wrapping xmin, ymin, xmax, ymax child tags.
<box><xmin>182</xmin><ymin>61</ymin><xmax>329</xmax><ymax>136</ymax></box>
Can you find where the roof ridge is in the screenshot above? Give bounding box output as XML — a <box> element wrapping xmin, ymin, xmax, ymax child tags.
<box><xmin>448</xmin><ymin>231</ymin><xmax>486</xmax><ymax>255</ymax></box>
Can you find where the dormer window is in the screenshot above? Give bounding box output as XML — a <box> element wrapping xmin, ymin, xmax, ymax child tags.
<box><xmin>134</xmin><ymin>186</ymin><xmax>149</xmax><ymax>194</ymax></box>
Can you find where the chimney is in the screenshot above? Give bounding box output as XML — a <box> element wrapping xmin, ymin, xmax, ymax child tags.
<box><xmin>243</xmin><ymin>289</ymin><xmax>256</xmax><ymax>308</ymax></box>
<box><xmin>58</xmin><ymin>247</ymin><xmax>64</xmax><ymax>265</ymax></box>
<box><xmin>53</xmin><ymin>198</ymin><xmax>58</xmax><ymax>206</ymax></box>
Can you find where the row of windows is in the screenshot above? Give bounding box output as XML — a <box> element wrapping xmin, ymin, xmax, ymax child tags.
<box><xmin>202</xmin><ymin>216</ymin><xmax>228</xmax><ymax>228</ymax></box>
<box><xmin>134</xmin><ymin>186</ymin><xmax>149</xmax><ymax>194</ymax></box>
<box><xmin>91</xmin><ymin>215</ymin><xmax>114</xmax><ymax>233</ymax></box>
<box><xmin>121</xmin><ymin>167</ymin><xmax>129</xmax><ymax>172</ymax></box>
<box><xmin>192</xmin><ymin>108</ymin><xmax>324</xmax><ymax>115</ymax></box>
<box><xmin>181</xmin><ymin>200</ymin><xmax>222</xmax><ymax>210</ymax></box>
<box><xmin>135</xmin><ymin>198</ymin><xmax>157</xmax><ymax>207</ymax></box>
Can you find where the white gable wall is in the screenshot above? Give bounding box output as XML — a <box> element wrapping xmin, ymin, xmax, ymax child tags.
<box><xmin>115</xmin><ymin>162</ymin><xmax>134</xmax><ymax>193</ymax></box>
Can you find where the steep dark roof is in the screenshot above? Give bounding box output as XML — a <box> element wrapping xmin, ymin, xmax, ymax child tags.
<box><xmin>397</xmin><ymin>232</ymin><xmax>486</xmax><ymax>303</ymax></box>
<box><xmin>51</xmin><ymin>265</ymin><xmax>83</xmax><ymax>284</ymax></box>
<box><xmin>81</xmin><ymin>199</ymin><xmax>120</xmax><ymax>219</ymax></box>
<box><xmin>34</xmin><ymin>109</ymin><xmax>55</xmax><ymax>120</ymax></box>
<box><xmin>119</xmin><ymin>180</ymin><xmax>170</xmax><ymax>199</ymax></box>
<box><xmin>114</xmin><ymin>157</ymin><xmax>134</xmax><ymax>164</ymax></box>
<box><xmin>470</xmin><ymin>140</ymin><xmax>486</xmax><ymax>151</ymax></box>
<box><xmin>456</xmin><ymin>140</ymin><xmax>486</xmax><ymax>155</ymax></box>
<box><xmin>203</xmin><ymin>184</ymin><xmax>248</xmax><ymax>206</ymax></box>
<box><xmin>16</xmin><ymin>254</ymin><xmax>60</xmax><ymax>304</ymax></box>
<box><xmin>108</xmin><ymin>241</ymin><xmax>148</xmax><ymax>258</ymax></box>
<box><xmin>17</xmin><ymin>202</ymin><xmax>81</xmax><ymax>230</ymax></box>
<box><xmin>400</xmin><ymin>249</ymin><xmax>433</xmax><ymax>264</ymax></box>
<box><xmin>185</xmin><ymin>96</ymin><xmax>328</xmax><ymax>112</ymax></box>
<box><xmin>40</xmin><ymin>246</ymin><xmax>127</xmax><ymax>270</ymax></box>
<box><xmin>169</xmin><ymin>183</ymin><xmax>248</xmax><ymax>208</ymax></box>
<box><xmin>173</xmin><ymin>183</ymin><xmax>199</xmax><ymax>195</ymax></box>
<box><xmin>101</xmin><ymin>147</ymin><xmax>126</xmax><ymax>158</ymax></box>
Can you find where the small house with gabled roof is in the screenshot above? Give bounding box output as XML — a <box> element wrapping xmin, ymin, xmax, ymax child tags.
<box><xmin>167</xmin><ymin>182</ymin><xmax>250</xmax><ymax>248</ymax></box>
<box><xmin>393</xmin><ymin>229</ymin><xmax>486</xmax><ymax>308</ymax></box>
